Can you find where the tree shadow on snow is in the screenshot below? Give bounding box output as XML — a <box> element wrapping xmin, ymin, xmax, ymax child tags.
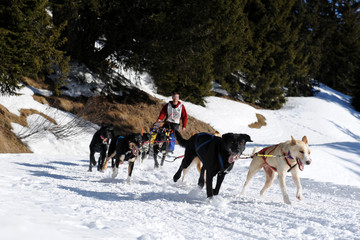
<box><xmin>48</xmin><ymin>161</ymin><xmax>80</xmax><ymax>166</ymax></box>
<box><xmin>328</xmin><ymin>120</ymin><xmax>360</xmax><ymax>142</ymax></box>
<box><xmin>97</xmin><ymin>177</ymin><xmax>127</xmax><ymax>184</ymax></box>
<box><xmin>58</xmin><ymin>185</ymin><xmax>123</xmax><ymax>201</ymax></box>
<box><xmin>29</xmin><ymin>170</ymin><xmax>74</xmax><ymax>180</ymax></box>
<box><xmin>312</xmin><ymin>141</ymin><xmax>360</xmax><ymax>170</ymax></box>
<box><xmin>301</xmin><ymin>177</ymin><xmax>360</xmax><ymax>200</ymax></box>
<box><xmin>57</xmin><ymin>184</ymin><xmax>195</xmax><ymax>203</ymax></box>
<box><xmin>15</xmin><ymin>162</ymin><xmax>57</xmax><ymax>170</ymax></box>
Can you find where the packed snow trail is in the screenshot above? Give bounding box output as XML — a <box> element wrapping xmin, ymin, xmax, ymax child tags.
<box><xmin>1</xmin><ymin>152</ymin><xmax>359</xmax><ymax>240</ymax></box>
<box><xmin>1</xmin><ymin>80</ymin><xmax>360</xmax><ymax>239</ymax></box>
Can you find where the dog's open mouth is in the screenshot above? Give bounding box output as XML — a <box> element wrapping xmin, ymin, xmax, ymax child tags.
<box><xmin>296</xmin><ymin>157</ymin><xmax>304</xmax><ymax>171</ymax></box>
<box><xmin>228</xmin><ymin>154</ymin><xmax>240</xmax><ymax>164</ymax></box>
<box><xmin>131</xmin><ymin>146</ymin><xmax>139</xmax><ymax>157</ymax></box>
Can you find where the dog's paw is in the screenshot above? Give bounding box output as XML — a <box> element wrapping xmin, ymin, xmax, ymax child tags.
<box><xmin>296</xmin><ymin>190</ymin><xmax>303</xmax><ymax>200</ymax></box>
<box><xmin>112</xmin><ymin>168</ymin><xmax>118</xmax><ymax>179</ymax></box>
<box><xmin>173</xmin><ymin>172</ymin><xmax>181</xmax><ymax>182</ymax></box>
<box><xmin>206</xmin><ymin>196</ymin><xmax>214</xmax><ymax>204</ymax></box>
<box><xmin>239</xmin><ymin>189</ymin><xmax>246</xmax><ymax>196</ymax></box>
<box><xmin>296</xmin><ymin>194</ymin><xmax>303</xmax><ymax>200</ymax></box>
<box><xmin>284</xmin><ymin>198</ymin><xmax>292</xmax><ymax>205</ymax></box>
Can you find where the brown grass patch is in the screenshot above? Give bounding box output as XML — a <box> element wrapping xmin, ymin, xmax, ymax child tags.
<box><xmin>23</xmin><ymin>76</ymin><xmax>51</xmax><ymax>90</ymax></box>
<box><xmin>2</xmin><ymin>85</ymin><xmax>217</xmax><ymax>153</ymax></box>
<box><xmin>34</xmin><ymin>94</ymin><xmax>86</xmax><ymax>114</ymax></box>
<box><xmin>20</xmin><ymin>109</ymin><xmax>57</xmax><ymax>125</ymax></box>
<box><xmin>0</xmin><ymin>105</ymin><xmax>32</xmax><ymax>153</ymax></box>
<box><xmin>33</xmin><ymin>88</ymin><xmax>216</xmax><ymax>139</ymax></box>
<box><xmin>32</xmin><ymin>95</ymin><xmax>49</xmax><ymax>105</ymax></box>
<box><xmin>0</xmin><ymin>104</ymin><xmax>58</xmax><ymax>153</ymax></box>
<box><xmin>248</xmin><ymin>113</ymin><xmax>267</xmax><ymax>129</ymax></box>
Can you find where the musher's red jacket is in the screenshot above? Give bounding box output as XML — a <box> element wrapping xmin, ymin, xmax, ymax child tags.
<box><xmin>158</xmin><ymin>101</ymin><xmax>188</xmax><ymax>128</ymax></box>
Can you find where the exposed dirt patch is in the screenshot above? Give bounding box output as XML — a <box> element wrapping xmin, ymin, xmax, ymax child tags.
<box><xmin>19</xmin><ymin>109</ymin><xmax>57</xmax><ymax>126</ymax></box>
<box><xmin>0</xmin><ymin>105</ymin><xmax>32</xmax><ymax>153</ymax></box>
<box><xmin>248</xmin><ymin>113</ymin><xmax>267</xmax><ymax>129</ymax></box>
<box><xmin>35</xmin><ymin>88</ymin><xmax>216</xmax><ymax>139</ymax></box>
<box><xmin>3</xmin><ymin>78</ymin><xmax>261</xmax><ymax>152</ymax></box>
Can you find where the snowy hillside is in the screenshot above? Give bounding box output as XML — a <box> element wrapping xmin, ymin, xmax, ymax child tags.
<box><xmin>1</xmin><ymin>77</ymin><xmax>360</xmax><ymax>239</ymax></box>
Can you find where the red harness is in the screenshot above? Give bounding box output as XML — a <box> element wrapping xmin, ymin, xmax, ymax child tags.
<box><xmin>257</xmin><ymin>145</ymin><xmax>297</xmax><ymax>172</ymax></box>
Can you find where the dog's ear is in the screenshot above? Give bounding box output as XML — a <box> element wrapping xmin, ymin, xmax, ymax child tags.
<box><xmin>129</xmin><ymin>142</ymin><xmax>136</xmax><ymax>149</ymax></box>
<box><xmin>302</xmin><ymin>136</ymin><xmax>308</xmax><ymax>144</ymax></box>
<box><xmin>222</xmin><ymin>133</ymin><xmax>236</xmax><ymax>145</ymax></box>
<box><xmin>291</xmin><ymin>136</ymin><xmax>297</xmax><ymax>146</ymax></box>
<box><xmin>244</xmin><ymin>134</ymin><xmax>253</xmax><ymax>142</ymax></box>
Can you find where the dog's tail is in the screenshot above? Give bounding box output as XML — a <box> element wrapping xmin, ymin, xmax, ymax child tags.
<box><xmin>174</xmin><ymin>130</ymin><xmax>188</xmax><ymax>148</ymax></box>
<box><xmin>250</xmin><ymin>146</ymin><xmax>260</xmax><ymax>158</ymax></box>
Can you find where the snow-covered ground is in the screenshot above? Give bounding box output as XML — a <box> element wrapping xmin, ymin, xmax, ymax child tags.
<box><xmin>1</xmin><ymin>76</ymin><xmax>360</xmax><ymax>239</ymax></box>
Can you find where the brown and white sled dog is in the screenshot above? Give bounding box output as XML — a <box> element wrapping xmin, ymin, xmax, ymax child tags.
<box><xmin>102</xmin><ymin>133</ymin><xmax>142</xmax><ymax>183</ymax></box>
<box><xmin>241</xmin><ymin>136</ymin><xmax>312</xmax><ymax>204</ymax></box>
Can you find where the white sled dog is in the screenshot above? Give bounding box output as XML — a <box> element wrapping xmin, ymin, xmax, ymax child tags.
<box><xmin>241</xmin><ymin>136</ymin><xmax>312</xmax><ymax>204</ymax></box>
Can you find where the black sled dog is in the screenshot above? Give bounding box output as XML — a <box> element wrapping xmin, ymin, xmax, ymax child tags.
<box><xmin>153</xmin><ymin>127</ymin><xmax>172</xmax><ymax>168</ymax></box>
<box><xmin>137</xmin><ymin>133</ymin><xmax>151</xmax><ymax>164</ymax></box>
<box><xmin>173</xmin><ymin>131</ymin><xmax>252</xmax><ymax>198</ymax></box>
<box><xmin>88</xmin><ymin>124</ymin><xmax>114</xmax><ymax>172</ymax></box>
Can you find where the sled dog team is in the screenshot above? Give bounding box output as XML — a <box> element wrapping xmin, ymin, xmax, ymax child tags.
<box><xmin>89</xmin><ymin>123</ymin><xmax>312</xmax><ymax>204</ymax></box>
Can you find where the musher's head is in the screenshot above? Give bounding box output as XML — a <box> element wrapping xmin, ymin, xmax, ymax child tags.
<box><xmin>172</xmin><ymin>93</ymin><xmax>180</xmax><ymax>103</ymax></box>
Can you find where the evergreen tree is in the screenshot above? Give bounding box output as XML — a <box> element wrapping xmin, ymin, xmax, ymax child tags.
<box><xmin>321</xmin><ymin>1</ymin><xmax>359</xmax><ymax>93</ymax></box>
<box><xmin>0</xmin><ymin>0</ymin><xmax>69</xmax><ymax>95</ymax></box>
<box><xmin>50</xmin><ymin>0</ymin><xmax>106</xmax><ymax>72</ymax></box>
<box><xmin>284</xmin><ymin>0</ymin><xmax>313</xmax><ymax>97</ymax></box>
<box><xmin>337</xmin><ymin>0</ymin><xmax>360</xmax><ymax>110</ymax></box>
<box><xmin>239</xmin><ymin>0</ymin><xmax>310</xmax><ymax>109</ymax></box>
<box><xmin>301</xmin><ymin>0</ymin><xmax>337</xmax><ymax>81</ymax></box>
<box><xmin>314</xmin><ymin>0</ymin><xmax>360</xmax><ymax>110</ymax></box>
<box><xmin>50</xmin><ymin>0</ymin><xmax>249</xmax><ymax>105</ymax></box>
<box><xmin>144</xmin><ymin>0</ymin><xmax>249</xmax><ymax>105</ymax></box>
<box><xmin>209</xmin><ymin>0</ymin><xmax>250</xmax><ymax>99</ymax></box>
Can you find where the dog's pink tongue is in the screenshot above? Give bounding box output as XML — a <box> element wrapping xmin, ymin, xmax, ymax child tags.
<box><xmin>228</xmin><ymin>154</ymin><xmax>238</xmax><ymax>164</ymax></box>
<box><xmin>298</xmin><ymin>159</ymin><xmax>304</xmax><ymax>171</ymax></box>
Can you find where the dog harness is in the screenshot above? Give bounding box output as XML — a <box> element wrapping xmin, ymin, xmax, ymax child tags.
<box><xmin>152</xmin><ymin>128</ymin><xmax>174</xmax><ymax>145</ymax></box>
<box><xmin>116</xmin><ymin>136</ymin><xmax>139</xmax><ymax>158</ymax></box>
<box><xmin>195</xmin><ymin>133</ymin><xmax>225</xmax><ymax>171</ymax></box>
<box><xmin>256</xmin><ymin>145</ymin><xmax>299</xmax><ymax>172</ymax></box>
<box><xmin>116</xmin><ymin>136</ymin><xmax>125</xmax><ymax>145</ymax></box>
